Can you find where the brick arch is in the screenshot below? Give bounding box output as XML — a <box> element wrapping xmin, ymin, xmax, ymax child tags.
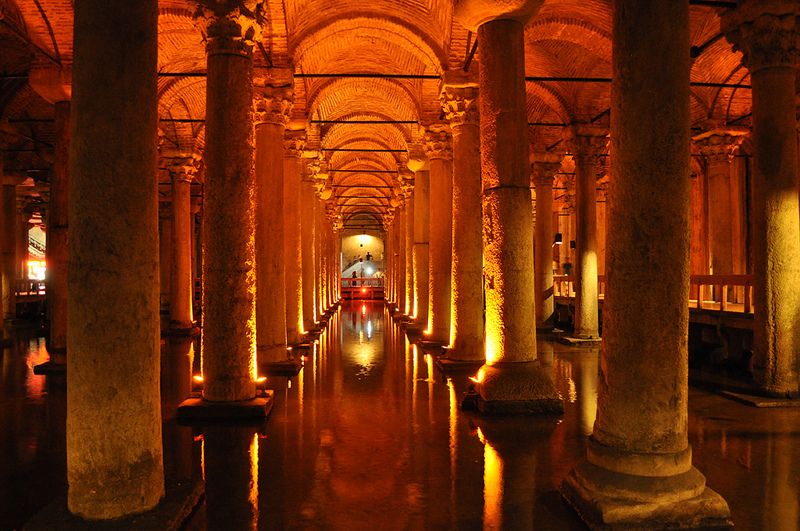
<box><xmin>309</xmin><ymin>77</ymin><xmax>421</xmax><ymax>123</ymax></box>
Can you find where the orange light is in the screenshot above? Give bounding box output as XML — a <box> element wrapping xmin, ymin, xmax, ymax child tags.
<box><xmin>256</xmin><ymin>376</ymin><xmax>267</xmax><ymax>383</ymax></box>
<box><xmin>193</xmin><ymin>375</ymin><xmax>204</xmax><ymax>383</ymax></box>
<box><xmin>361</xmin><ymin>304</ymin><xmax>366</xmax><ymax>315</ymax></box>
<box><xmin>361</xmin><ymin>287</ymin><xmax>367</xmax><ymax>293</ymax></box>
<box><xmin>468</xmin><ymin>368</ymin><xmax>485</xmax><ymax>384</ymax></box>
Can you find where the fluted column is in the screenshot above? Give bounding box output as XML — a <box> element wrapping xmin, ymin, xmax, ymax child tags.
<box><xmin>724</xmin><ymin>2</ymin><xmax>800</xmax><ymax>395</ymax></box>
<box><xmin>531</xmin><ymin>152</ymin><xmax>562</xmax><ymax>331</ymax></box>
<box><xmin>425</xmin><ymin>127</ymin><xmax>453</xmax><ymax>342</ymax></box>
<box><xmin>563</xmin><ymin>1</ymin><xmax>730</xmax><ymax>527</ymax></box>
<box><xmin>66</xmin><ymin>0</ymin><xmax>163</xmax><ymax>517</ymax></box>
<box><xmin>284</xmin><ymin>130</ymin><xmax>305</xmax><ymax>342</ymax></box>
<box><xmin>441</xmin><ymin>76</ymin><xmax>483</xmax><ymax>359</ymax></box>
<box><xmin>565</xmin><ymin>126</ymin><xmax>606</xmax><ymax>340</ymax></box>
<box><xmin>199</xmin><ymin>10</ymin><xmax>258</xmax><ymax>401</ymax></box>
<box><xmin>254</xmin><ymin>77</ymin><xmax>292</xmax><ymax>363</ymax></box>
<box><xmin>693</xmin><ymin>130</ymin><xmax>745</xmax><ymax>276</ymax></box>
<box><xmin>166</xmin><ymin>154</ymin><xmax>199</xmax><ymax>331</ymax></box>
<box><xmin>454</xmin><ymin>0</ymin><xmax>561</xmax><ymax>413</ymax></box>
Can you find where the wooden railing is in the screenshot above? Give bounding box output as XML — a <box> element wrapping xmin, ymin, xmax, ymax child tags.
<box><xmin>553</xmin><ymin>274</ymin><xmax>754</xmax><ymax>314</ymax></box>
<box><xmin>341</xmin><ymin>277</ymin><xmax>384</xmax><ymax>300</ymax></box>
<box><xmin>16</xmin><ymin>280</ymin><xmax>46</xmax><ymax>297</ymax></box>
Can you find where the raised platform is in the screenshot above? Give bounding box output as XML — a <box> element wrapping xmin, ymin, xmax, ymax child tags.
<box><xmin>161</xmin><ymin>326</ymin><xmax>201</xmax><ymax>338</ymax></box>
<box><xmin>261</xmin><ymin>359</ymin><xmax>304</xmax><ymax>377</ymax></box>
<box><xmin>558</xmin><ymin>335</ymin><xmax>602</xmax><ymax>347</ymax></box>
<box><xmin>435</xmin><ymin>356</ymin><xmax>483</xmax><ymax>374</ymax></box>
<box><xmin>177</xmin><ymin>392</ymin><xmax>274</xmax><ymax>421</ymax></box>
<box><xmin>720</xmin><ymin>390</ymin><xmax>800</xmax><ymax>408</ymax></box>
<box><xmin>33</xmin><ymin>360</ymin><xmax>67</xmax><ymax>375</ymax></box>
<box><xmin>24</xmin><ymin>479</ymin><xmax>203</xmax><ymax>531</ymax></box>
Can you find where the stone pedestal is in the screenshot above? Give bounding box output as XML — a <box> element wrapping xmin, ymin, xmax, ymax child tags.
<box><xmin>454</xmin><ymin>0</ymin><xmax>561</xmax><ymax>414</ymax></box>
<box><xmin>425</xmin><ymin>128</ymin><xmax>453</xmax><ymax>343</ymax></box>
<box><xmin>562</xmin><ymin>2</ymin><xmax>731</xmax><ymax>528</ymax></box>
<box><xmin>196</xmin><ymin>12</ymin><xmax>259</xmax><ymax>405</ymax></box>
<box><xmin>531</xmin><ymin>152</ymin><xmax>562</xmax><ymax>331</ymax></box>
<box><xmin>66</xmin><ymin>0</ymin><xmax>164</xmax><ymax>518</ymax></box>
<box><xmin>723</xmin><ymin>2</ymin><xmax>800</xmax><ymax>396</ymax></box>
<box><xmin>284</xmin><ymin>130</ymin><xmax>305</xmax><ymax>342</ymax></box>
<box><xmin>442</xmin><ymin>77</ymin><xmax>483</xmax><ymax>360</ymax></box>
<box><xmin>254</xmin><ymin>80</ymin><xmax>292</xmax><ymax>364</ymax></box>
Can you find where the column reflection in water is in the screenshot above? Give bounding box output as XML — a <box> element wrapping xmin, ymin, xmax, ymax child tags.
<box><xmin>203</xmin><ymin>425</ymin><xmax>260</xmax><ymax>530</ymax></box>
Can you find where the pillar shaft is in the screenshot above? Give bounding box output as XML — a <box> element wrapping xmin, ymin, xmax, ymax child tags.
<box><xmin>531</xmin><ymin>154</ymin><xmax>561</xmax><ymax>330</ymax></box>
<box><xmin>397</xmin><ymin>209</ymin><xmax>406</xmax><ymax>312</ymax></box>
<box><xmin>724</xmin><ymin>4</ymin><xmax>800</xmax><ymax>395</ymax></box>
<box><xmin>300</xmin><ymin>177</ymin><xmax>317</xmax><ymax>328</ymax></box>
<box><xmin>284</xmin><ymin>132</ymin><xmax>304</xmax><ymax>342</ymax></box>
<box><xmin>202</xmin><ymin>17</ymin><xmax>257</xmax><ymax>401</ymax></box>
<box><xmin>411</xmin><ymin>172</ymin><xmax>429</xmax><ymax>323</ymax></box>
<box><xmin>404</xmin><ymin>192</ymin><xmax>415</xmax><ymax>316</ymax></box>
<box><xmin>168</xmin><ymin>159</ymin><xmax>196</xmax><ymax>330</ymax></box>
<box><xmin>443</xmin><ymin>82</ymin><xmax>483</xmax><ymax>358</ymax></box>
<box><xmin>426</xmin><ymin>132</ymin><xmax>453</xmax><ymax>342</ymax></box>
<box><xmin>1</xmin><ymin>184</ymin><xmax>16</xmax><ymax>320</ymax></box>
<box><xmin>67</xmin><ymin>0</ymin><xmax>163</xmax><ymax>517</ymax></box>
<box><xmin>48</xmin><ymin>101</ymin><xmax>69</xmax><ymax>354</ymax></box>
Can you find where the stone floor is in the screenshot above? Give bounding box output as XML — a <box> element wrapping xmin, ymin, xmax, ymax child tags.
<box><xmin>1</xmin><ymin>302</ymin><xmax>799</xmax><ymax>530</ymax></box>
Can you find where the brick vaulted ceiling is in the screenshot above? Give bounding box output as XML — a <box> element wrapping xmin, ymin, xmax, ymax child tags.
<box><xmin>0</xmin><ymin>0</ymin><xmax>777</xmax><ymax>225</ymax></box>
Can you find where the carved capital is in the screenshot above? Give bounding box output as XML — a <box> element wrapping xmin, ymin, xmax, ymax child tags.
<box><xmin>253</xmin><ymin>82</ymin><xmax>293</xmax><ymax>126</ymax></box>
<box><xmin>723</xmin><ymin>3</ymin><xmax>799</xmax><ymax>72</ymax></box>
<box><xmin>530</xmin><ymin>152</ymin><xmax>563</xmax><ymax>185</ymax></box>
<box><xmin>440</xmin><ymin>72</ymin><xmax>479</xmax><ymax>127</ymax></box>
<box><xmin>693</xmin><ymin>130</ymin><xmax>746</xmax><ymax>164</ymax></box>
<box><xmin>454</xmin><ymin>0</ymin><xmax>543</xmax><ymax>31</ymax></box>
<box><xmin>423</xmin><ymin>126</ymin><xmax>453</xmax><ymax>160</ymax></box>
<box><xmin>192</xmin><ymin>1</ymin><xmax>267</xmax><ymax>57</ymax></box>
<box><xmin>163</xmin><ymin>152</ymin><xmax>201</xmax><ymax>183</ymax></box>
<box><xmin>284</xmin><ymin>129</ymin><xmax>306</xmax><ymax>158</ymax></box>
<box><xmin>564</xmin><ymin>125</ymin><xmax>608</xmax><ymax>163</ymax></box>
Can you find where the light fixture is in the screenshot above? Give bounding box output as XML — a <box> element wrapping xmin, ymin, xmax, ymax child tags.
<box><xmin>553</xmin><ymin>233</ymin><xmax>563</xmax><ymax>246</ymax></box>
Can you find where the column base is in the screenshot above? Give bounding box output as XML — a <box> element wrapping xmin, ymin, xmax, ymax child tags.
<box><xmin>25</xmin><ymin>479</ymin><xmax>204</xmax><ymax>531</ymax></box>
<box><xmin>559</xmin><ymin>334</ymin><xmax>602</xmax><ymax>346</ymax></box>
<box><xmin>261</xmin><ymin>359</ymin><xmax>303</xmax><ymax>377</ymax></box>
<box><xmin>462</xmin><ymin>362</ymin><xmax>564</xmax><ymax>415</ymax></box>
<box><xmin>177</xmin><ymin>392</ymin><xmax>274</xmax><ymax>421</ymax></box>
<box><xmin>417</xmin><ymin>339</ymin><xmax>446</xmax><ymax>353</ymax></box>
<box><xmin>435</xmin><ymin>354</ymin><xmax>484</xmax><ymax>374</ymax></box>
<box><xmin>163</xmin><ymin>326</ymin><xmax>200</xmax><ymax>338</ymax></box>
<box><xmin>33</xmin><ymin>360</ymin><xmax>67</xmax><ymax>375</ymax></box>
<box><xmin>562</xmin><ymin>459</ymin><xmax>731</xmax><ymax>530</ymax></box>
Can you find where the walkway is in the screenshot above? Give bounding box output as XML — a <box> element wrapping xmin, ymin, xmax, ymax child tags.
<box><xmin>1</xmin><ymin>303</ymin><xmax>799</xmax><ymax>529</ymax></box>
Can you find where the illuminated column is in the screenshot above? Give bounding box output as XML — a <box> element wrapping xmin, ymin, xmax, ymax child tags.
<box><xmin>284</xmin><ymin>130</ymin><xmax>305</xmax><ymax>342</ymax></box>
<box><xmin>724</xmin><ymin>3</ymin><xmax>800</xmax><ymax>395</ymax></box>
<box><xmin>29</xmin><ymin>67</ymin><xmax>70</xmax><ymax>356</ymax></box>
<box><xmin>165</xmin><ymin>154</ymin><xmax>199</xmax><ymax>331</ymax></box>
<box><xmin>396</xmin><ymin>207</ymin><xmax>407</xmax><ymax>313</ymax></box>
<box><xmin>563</xmin><ymin>2</ymin><xmax>731</xmax><ymax>527</ymax></box>
<box><xmin>315</xmin><ymin>197</ymin><xmax>327</xmax><ymax>314</ymax></box>
<box><xmin>1</xmin><ymin>182</ymin><xmax>16</xmax><ymax>320</ymax></box>
<box><xmin>565</xmin><ymin>126</ymin><xmax>606</xmax><ymax>340</ymax></box>
<box><xmin>454</xmin><ymin>0</ymin><xmax>561</xmax><ymax>413</ymax></box>
<box><xmin>402</xmin><ymin>167</ymin><xmax>424</xmax><ymax>323</ymax></box>
<box><xmin>254</xmin><ymin>76</ymin><xmax>292</xmax><ymax>363</ymax></box>
<box><xmin>693</xmin><ymin>129</ymin><xmax>745</xmax><ymax>276</ymax></box>
<box><xmin>66</xmin><ymin>0</ymin><xmax>164</xmax><ymax>517</ymax></box>
<box><xmin>198</xmin><ymin>9</ymin><xmax>258</xmax><ymax>402</ymax></box>
<box><xmin>404</xmin><ymin>182</ymin><xmax>416</xmax><ymax>316</ymax></box>
<box><xmin>425</xmin><ymin>127</ymin><xmax>453</xmax><ymax>342</ymax></box>
<box><xmin>531</xmin><ymin>152</ymin><xmax>562</xmax><ymax>331</ymax></box>
<box><xmin>384</xmin><ymin>215</ymin><xmax>394</xmax><ymax>303</ymax></box>
<box><xmin>300</xmin><ymin>169</ymin><xmax>317</xmax><ymax>328</ymax></box>
<box><xmin>441</xmin><ymin>76</ymin><xmax>483</xmax><ymax>359</ymax></box>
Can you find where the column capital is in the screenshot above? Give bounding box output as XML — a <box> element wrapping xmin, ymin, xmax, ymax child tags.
<box><xmin>284</xmin><ymin>129</ymin><xmax>306</xmax><ymax>158</ymax></box>
<box><xmin>564</xmin><ymin>124</ymin><xmax>608</xmax><ymax>162</ymax></box>
<box><xmin>423</xmin><ymin>125</ymin><xmax>453</xmax><ymax>161</ymax></box>
<box><xmin>530</xmin><ymin>152</ymin><xmax>564</xmax><ymax>185</ymax></box>
<box><xmin>693</xmin><ymin>128</ymin><xmax>748</xmax><ymax>163</ymax></box>
<box><xmin>407</xmin><ymin>143</ymin><xmax>429</xmax><ymax>172</ymax></box>
<box><xmin>722</xmin><ymin>2</ymin><xmax>799</xmax><ymax>72</ymax></box>
<box><xmin>28</xmin><ymin>63</ymin><xmax>71</xmax><ymax>103</ymax></box>
<box><xmin>163</xmin><ymin>151</ymin><xmax>201</xmax><ymax>183</ymax></box>
<box><xmin>440</xmin><ymin>70</ymin><xmax>479</xmax><ymax>127</ymax></box>
<box><xmin>192</xmin><ymin>1</ymin><xmax>267</xmax><ymax>56</ymax></box>
<box><xmin>454</xmin><ymin>0</ymin><xmax>543</xmax><ymax>31</ymax></box>
<box><xmin>253</xmin><ymin>76</ymin><xmax>293</xmax><ymax>126</ymax></box>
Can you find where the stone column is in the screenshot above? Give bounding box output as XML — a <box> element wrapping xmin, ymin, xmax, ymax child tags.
<box><xmin>284</xmin><ymin>130</ymin><xmax>305</xmax><ymax>342</ymax></box>
<box><xmin>158</xmin><ymin>202</ymin><xmax>173</xmax><ymax>318</ymax></box>
<box><xmin>1</xmin><ymin>182</ymin><xmax>17</xmax><ymax>321</ymax></box>
<box><xmin>66</xmin><ymin>0</ymin><xmax>163</xmax><ymax>518</ymax></box>
<box><xmin>300</xmin><ymin>167</ymin><xmax>317</xmax><ymax>329</ymax></box>
<box><xmin>425</xmin><ymin>127</ymin><xmax>453</xmax><ymax>343</ymax></box>
<box><xmin>565</xmin><ymin>126</ymin><xmax>606</xmax><ymax>340</ymax></box>
<box><xmin>166</xmin><ymin>154</ymin><xmax>198</xmax><ymax>331</ymax></box>
<box><xmin>400</xmin><ymin>169</ymin><xmax>422</xmax><ymax>324</ymax></box>
<box><xmin>562</xmin><ymin>1</ymin><xmax>730</xmax><ymax>527</ymax></box>
<box><xmin>254</xmin><ymin>76</ymin><xmax>292</xmax><ymax>364</ymax></box>
<box><xmin>29</xmin><ymin>69</ymin><xmax>71</xmax><ymax>355</ymax></box>
<box><xmin>441</xmin><ymin>76</ymin><xmax>483</xmax><ymax>360</ymax></box>
<box><xmin>693</xmin><ymin>129</ymin><xmax>745</xmax><ymax>276</ymax></box>
<box><xmin>531</xmin><ymin>152</ymin><xmax>562</xmax><ymax>331</ymax></box>
<box><xmin>16</xmin><ymin>208</ymin><xmax>29</xmax><ymax>282</ymax></box>
<box><xmin>395</xmin><ymin>208</ymin><xmax>406</xmax><ymax>313</ymax></box>
<box><xmin>723</xmin><ymin>3</ymin><xmax>800</xmax><ymax>395</ymax></box>
<box><xmin>454</xmin><ymin>0</ymin><xmax>561</xmax><ymax>413</ymax></box>
<box><xmin>198</xmin><ymin>9</ymin><xmax>258</xmax><ymax>402</ymax></box>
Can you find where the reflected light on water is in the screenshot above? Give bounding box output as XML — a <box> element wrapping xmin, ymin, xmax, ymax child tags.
<box><xmin>479</xmin><ymin>427</ymin><xmax>504</xmax><ymax>531</ymax></box>
<box><xmin>249</xmin><ymin>433</ymin><xmax>259</xmax><ymax>528</ymax></box>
